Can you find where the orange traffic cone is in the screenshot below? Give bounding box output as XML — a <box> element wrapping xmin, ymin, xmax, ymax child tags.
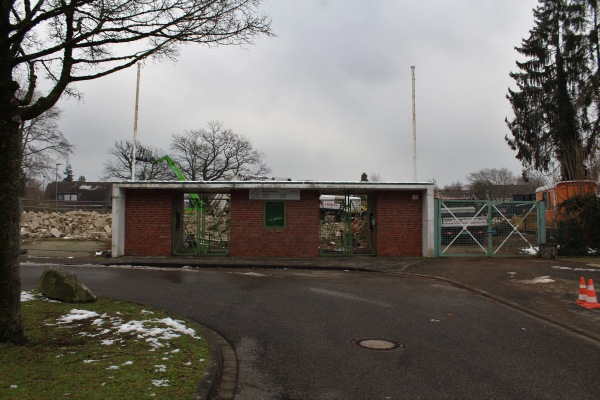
<box><xmin>582</xmin><ymin>279</ymin><xmax>600</xmax><ymax>309</ymax></box>
<box><xmin>577</xmin><ymin>277</ymin><xmax>587</xmax><ymax>305</ymax></box>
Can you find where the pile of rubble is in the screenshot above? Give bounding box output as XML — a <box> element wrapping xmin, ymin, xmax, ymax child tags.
<box><xmin>20</xmin><ymin>211</ymin><xmax>112</xmax><ymax>240</ymax></box>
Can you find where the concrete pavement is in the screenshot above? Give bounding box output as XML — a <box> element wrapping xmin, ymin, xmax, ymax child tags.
<box><xmin>20</xmin><ymin>254</ymin><xmax>600</xmax><ymax>398</ymax></box>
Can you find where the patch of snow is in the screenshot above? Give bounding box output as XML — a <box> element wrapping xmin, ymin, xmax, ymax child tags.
<box><xmin>57</xmin><ymin>309</ymin><xmax>100</xmax><ymax>324</ymax></box>
<box><xmin>551</xmin><ymin>265</ymin><xmax>600</xmax><ymax>272</ymax></box>
<box><xmin>83</xmin><ymin>360</ymin><xmax>100</xmax><ymax>364</ymax></box>
<box><xmin>52</xmin><ymin>307</ymin><xmax>196</xmax><ymax>361</ymax></box>
<box><xmin>154</xmin><ymin>364</ymin><xmax>166</xmax><ymax>373</ymax></box>
<box><xmin>21</xmin><ymin>291</ymin><xmax>36</xmax><ymax>302</ymax></box>
<box><xmin>10</xmin><ymin>385</ymin><xmax>18</xmax><ymax>389</ymax></box>
<box><xmin>231</xmin><ymin>271</ymin><xmax>269</xmax><ymax>276</ymax></box>
<box><xmin>21</xmin><ymin>290</ymin><xmax>58</xmax><ymax>303</ymax></box>
<box><xmin>106</xmin><ymin>365</ymin><xmax>120</xmax><ymax>370</ymax></box>
<box><xmin>519</xmin><ymin>246</ymin><xmax>538</xmax><ymax>255</ymax></box>
<box><xmin>108</xmin><ymin>317</ymin><xmax>199</xmax><ymax>348</ymax></box>
<box><xmin>519</xmin><ymin>276</ymin><xmax>555</xmax><ymax>284</ymax></box>
<box><xmin>158</xmin><ymin>318</ymin><xmax>198</xmax><ymax>337</ymax></box>
<box><xmin>152</xmin><ymin>379</ymin><xmax>170</xmax><ymax>387</ymax></box>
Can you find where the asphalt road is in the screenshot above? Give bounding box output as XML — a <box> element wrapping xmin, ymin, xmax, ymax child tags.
<box><xmin>20</xmin><ymin>264</ymin><xmax>600</xmax><ymax>400</ymax></box>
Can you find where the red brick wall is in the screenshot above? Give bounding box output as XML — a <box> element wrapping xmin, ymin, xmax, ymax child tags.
<box><xmin>230</xmin><ymin>190</ymin><xmax>320</xmax><ymax>257</ymax></box>
<box><xmin>121</xmin><ymin>188</ymin><xmax>424</xmax><ymax>258</ymax></box>
<box><xmin>376</xmin><ymin>191</ymin><xmax>422</xmax><ymax>256</ymax></box>
<box><xmin>125</xmin><ymin>189</ymin><xmax>174</xmax><ymax>256</ymax></box>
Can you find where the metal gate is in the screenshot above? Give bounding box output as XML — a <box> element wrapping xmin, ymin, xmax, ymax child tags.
<box><xmin>435</xmin><ymin>199</ymin><xmax>545</xmax><ymax>257</ymax></box>
<box><xmin>173</xmin><ymin>193</ymin><xmax>230</xmax><ymax>256</ymax></box>
<box><xmin>319</xmin><ymin>193</ymin><xmax>375</xmax><ymax>256</ymax></box>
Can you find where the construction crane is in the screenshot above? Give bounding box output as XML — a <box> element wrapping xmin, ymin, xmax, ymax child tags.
<box><xmin>154</xmin><ymin>155</ymin><xmax>203</xmax><ymax>210</ymax></box>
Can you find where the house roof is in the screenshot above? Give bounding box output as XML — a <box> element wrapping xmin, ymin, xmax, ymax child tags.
<box><xmin>45</xmin><ymin>182</ymin><xmax>113</xmax><ymax>202</ymax></box>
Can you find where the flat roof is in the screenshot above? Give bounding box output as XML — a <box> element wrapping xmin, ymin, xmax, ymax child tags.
<box><xmin>113</xmin><ymin>180</ymin><xmax>434</xmax><ymax>194</ymax></box>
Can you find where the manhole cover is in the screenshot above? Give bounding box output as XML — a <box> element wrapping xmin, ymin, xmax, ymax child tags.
<box><xmin>351</xmin><ymin>338</ymin><xmax>406</xmax><ymax>352</ymax></box>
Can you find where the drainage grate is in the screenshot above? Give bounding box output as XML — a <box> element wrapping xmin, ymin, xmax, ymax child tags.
<box><xmin>351</xmin><ymin>338</ymin><xmax>406</xmax><ymax>352</ymax></box>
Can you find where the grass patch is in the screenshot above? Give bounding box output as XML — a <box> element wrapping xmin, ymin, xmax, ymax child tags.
<box><xmin>0</xmin><ymin>291</ymin><xmax>209</xmax><ymax>399</ymax></box>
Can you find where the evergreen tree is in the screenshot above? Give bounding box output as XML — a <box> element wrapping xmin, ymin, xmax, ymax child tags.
<box><xmin>63</xmin><ymin>164</ymin><xmax>74</xmax><ymax>182</ymax></box>
<box><xmin>505</xmin><ymin>0</ymin><xmax>600</xmax><ymax>181</ymax></box>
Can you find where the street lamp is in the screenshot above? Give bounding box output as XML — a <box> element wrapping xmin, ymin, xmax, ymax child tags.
<box><xmin>55</xmin><ymin>163</ymin><xmax>62</xmax><ymax>210</ymax></box>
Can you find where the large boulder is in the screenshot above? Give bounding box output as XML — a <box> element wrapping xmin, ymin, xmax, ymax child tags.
<box><xmin>37</xmin><ymin>267</ymin><xmax>97</xmax><ymax>303</ymax></box>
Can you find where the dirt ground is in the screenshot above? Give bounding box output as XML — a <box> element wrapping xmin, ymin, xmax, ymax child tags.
<box><xmin>20</xmin><ymin>239</ymin><xmax>110</xmax><ymax>257</ymax></box>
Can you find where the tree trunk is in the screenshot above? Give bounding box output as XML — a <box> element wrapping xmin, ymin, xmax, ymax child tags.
<box><xmin>0</xmin><ymin>75</ymin><xmax>26</xmax><ymax>344</ymax></box>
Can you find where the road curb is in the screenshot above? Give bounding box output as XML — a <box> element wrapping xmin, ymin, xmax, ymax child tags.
<box><xmin>194</xmin><ymin>325</ymin><xmax>238</xmax><ymax>400</ymax></box>
<box><xmin>400</xmin><ymin>272</ymin><xmax>600</xmax><ymax>346</ymax></box>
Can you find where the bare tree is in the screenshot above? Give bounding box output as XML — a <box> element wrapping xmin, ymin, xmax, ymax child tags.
<box><xmin>439</xmin><ymin>181</ymin><xmax>471</xmax><ymax>199</ymax></box>
<box><xmin>20</xmin><ymin>105</ymin><xmax>73</xmax><ymax>180</ymax></box>
<box><xmin>466</xmin><ymin>168</ymin><xmax>517</xmax><ymax>200</ymax></box>
<box><xmin>518</xmin><ymin>168</ymin><xmax>551</xmax><ymax>190</ymax></box>
<box><xmin>170</xmin><ymin>121</ymin><xmax>271</xmax><ymax>181</ymax></box>
<box><xmin>1</xmin><ymin>0</ymin><xmax>272</xmax><ymax>343</ymax></box>
<box><xmin>102</xmin><ymin>140</ymin><xmax>172</xmax><ymax>181</ymax></box>
<box><xmin>368</xmin><ymin>172</ymin><xmax>382</xmax><ymax>182</ymax></box>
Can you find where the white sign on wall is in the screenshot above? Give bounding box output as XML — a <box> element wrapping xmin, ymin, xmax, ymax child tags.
<box><xmin>249</xmin><ymin>189</ymin><xmax>300</xmax><ymax>200</ymax></box>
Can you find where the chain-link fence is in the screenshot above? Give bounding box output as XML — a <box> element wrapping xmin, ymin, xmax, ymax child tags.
<box><xmin>20</xmin><ymin>199</ymin><xmax>112</xmax><ymax>257</ymax></box>
<box><xmin>551</xmin><ymin>221</ymin><xmax>600</xmax><ymax>256</ymax></box>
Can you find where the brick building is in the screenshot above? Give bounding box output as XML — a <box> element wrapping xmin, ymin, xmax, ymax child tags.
<box><xmin>111</xmin><ymin>181</ymin><xmax>435</xmax><ymax>258</ymax></box>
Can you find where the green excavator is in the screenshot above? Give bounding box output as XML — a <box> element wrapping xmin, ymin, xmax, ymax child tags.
<box><xmin>154</xmin><ymin>155</ymin><xmax>203</xmax><ymax>210</ymax></box>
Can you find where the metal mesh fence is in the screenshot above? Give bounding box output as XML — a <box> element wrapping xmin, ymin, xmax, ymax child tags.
<box><xmin>553</xmin><ymin>221</ymin><xmax>600</xmax><ymax>256</ymax></box>
<box><xmin>438</xmin><ymin>200</ymin><xmax>541</xmax><ymax>257</ymax></box>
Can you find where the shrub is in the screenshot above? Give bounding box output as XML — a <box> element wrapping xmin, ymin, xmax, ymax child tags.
<box><xmin>557</xmin><ymin>194</ymin><xmax>600</xmax><ymax>255</ymax></box>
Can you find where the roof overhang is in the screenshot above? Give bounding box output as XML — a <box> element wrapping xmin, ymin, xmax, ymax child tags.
<box><xmin>113</xmin><ymin>180</ymin><xmax>434</xmax><ymax>194</ymax></box>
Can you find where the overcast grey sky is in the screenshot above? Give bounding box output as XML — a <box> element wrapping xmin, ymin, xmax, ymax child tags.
<box><xmin>56</xmin><ymin>0</ymin><xmax>538</xmax><ymax>186</ymax></box>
